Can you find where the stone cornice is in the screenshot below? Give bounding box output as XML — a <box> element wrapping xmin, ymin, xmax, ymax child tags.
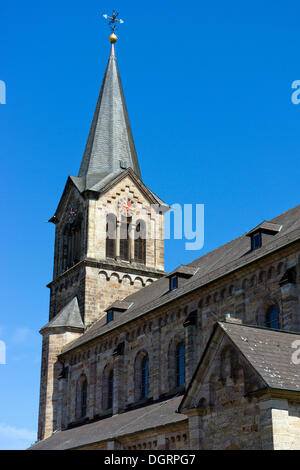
<box><xmin>47</xmin><ymin>258</ymin><xmax>166</xmax><ymax>287</ymax></box>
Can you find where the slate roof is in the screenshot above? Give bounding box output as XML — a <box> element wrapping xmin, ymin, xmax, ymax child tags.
<box><xmin>246</xmin><ymin>221</ymin><xmax>282</xmax><ymax>236</ymax></box>
<box><xmin>29</xmin><ymin>396</ymin><xmax>185</xmax><ymax>450</ymax></box>
<box><xmin>219</xmin><ymin>322</ymin><xmax>300</xmax><ymax>392</ymax></box>
<box><xmin>61</xmin><ymin>204</ymin><xmax>300</xmax><ymax>355</ymax></box>
<box><xmin>78</xmin><ymin>44</ymin><xmax>141</xmax><ymax>186</ymax></box>
<box><xmin>40</xmin><ymin>297</ymin><xmax>84</xmax><ymax>333</ymax></box>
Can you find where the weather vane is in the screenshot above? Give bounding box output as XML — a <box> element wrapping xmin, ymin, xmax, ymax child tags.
<box><xmin>103</xmin><ymin>10</ymin><xmax>124</xmax><ymax>34</ymax></box>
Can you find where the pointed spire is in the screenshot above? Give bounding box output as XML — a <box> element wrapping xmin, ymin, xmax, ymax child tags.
<box><xmin>78</xmin><ymin>38</ymin><xmax>141</xmax><ymax>183</ymax></box>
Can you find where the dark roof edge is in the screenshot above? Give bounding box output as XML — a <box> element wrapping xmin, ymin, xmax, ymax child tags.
<box><xmin>220</xmin><ymin>321</ymin><xmax>300</xmax><ymax>337</ymax></box>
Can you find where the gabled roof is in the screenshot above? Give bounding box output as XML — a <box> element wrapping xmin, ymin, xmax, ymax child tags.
<box><xmin>61</xmin><ymin>204</ymin><xmax>300</xmax><ymax>355</ymax></box>
<box><xmin>78</xmin><ymin>44</ymin><xmax>141</xmax><ymax>184</ymax></box>
<box><xmin>40</xmin><ymin>297</ymin><xmax>84</xmax><ymax>334</ymax></box>
<box><xmin>218</xmin><ymin>322</ymin><xmax>300</xmax><ymax>391</ymax></box>
<box><xmin>245</xmin><ymin>221</ymin><xmax>282</xmax><ymax>236</ymax></box>
<box><xmin>179</xmin><ymin>322</ymin><xmax>300</xmax><ymax>412</ymax></box>
<box><xmin>51</xmin><ymin>168</ymin><xmax>168</xmax><ymax>223</ymax></box>
<box><xmin>166</xmin><ymin>265</ymin><xmax>198</xmax><ymax>278</ymax></box>
<box><xmin>29</xmin><ymin>396</ymin><xmax>185</xmax><ymax>450</ymax></box>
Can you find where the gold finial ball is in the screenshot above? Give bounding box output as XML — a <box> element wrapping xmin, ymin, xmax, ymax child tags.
<box><xmin>109</xmin><ymin>33</ymin><xmax>118</xmax><ymax>44</ymax></box>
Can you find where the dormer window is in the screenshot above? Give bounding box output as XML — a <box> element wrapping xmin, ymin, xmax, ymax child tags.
<box><xmin>167</xmin><ymin>265</ymin><xmax>197</xmax><ymax>292</ymax></box>
<box><xmin>246</xmin><ymin>221</ymin><xmax>282</xmax><ymax>252</ymax></box>
<box><xmin>105</xmin><ymin>300</ymin><xmax>133</xmax><ymax>324</ymax></box>
<box><xmin>251</xmin><ymin>232</ymin><xmax>262</xmax><ymax>251</ymax></box>
<box><xmin>107</xmin><ymin>310</ymin><xmax>114</xmax><ymax>324</ymax></box>
<box><xmin>170</xmin><ymin>275</ymin><xmax>178</xmax><ymax>291</ymax></box>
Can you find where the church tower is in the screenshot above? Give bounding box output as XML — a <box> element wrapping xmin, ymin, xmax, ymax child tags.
<box><xmin>38</xmin><ymin>31</ymin><xmax>167</xmax><ymax>440</ymax></box>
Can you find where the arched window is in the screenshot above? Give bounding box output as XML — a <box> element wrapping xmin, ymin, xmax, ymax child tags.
<box><xmin>266</xmin><ymin>305</ymin><xmax>279</xmax><ymax>329</ymax></box>
<box><xmin>141</xmin><ymin>356</ymin><xmax>149</xmax><ymax>399</ymax></box>
<box><xmin>107</xmin><ymin>370</ymin><xmax>114</xmax><ymax>409</ymax></box>
<box><xmin>120</xmin><ymin>217</ymin><xmax>131</xmax><ymax>261</ymax></box>
<box><xmin>103</xmin><ymin>365</ymin><xmax>114</xmax><ymax>410</ymax></box>
<box><xmin>76</xmin><ymin>374</ymin><xmax>88</xmax><ymax>419</ymax></box>
<box><xmin>168</xmin><ymin>336</ymin><xmax>185</xmax><ymax>391</ymax></box>
<box><xmin>81</xmin><ymin>378</ymin><xmax>87</xmax><ymax>418</ymax></box>
<box><xmin>62</xmin><ymin>215</ymin><xmax>82</xmax><ymax>272</ymax></box>
<box><xmin>176</xmin><ymin>343</ymin><xmax>185</xmax><ymax>387</ymax></box>
<box><xmin>134</xmin><ymin>220</ymin><xmax>146</xmax><ymax>264</ymax></box>
<box><xmin>106</xmin><ymin>214</ymin><xmax>117</xmax><ymax>259</ymax></box>
<box><xmin>134</xmin><ymin>351</ymin><xmax>149</xmax><ymax>401</ymax></box>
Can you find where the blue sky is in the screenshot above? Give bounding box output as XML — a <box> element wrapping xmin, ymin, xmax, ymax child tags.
<box><xmin>1</xmin><ymin>0</ymin><xmax>300</xmax><ymax>449</ymax></box>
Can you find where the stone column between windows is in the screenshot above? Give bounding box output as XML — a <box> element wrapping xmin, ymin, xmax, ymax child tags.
<box><xmin>152</xmin><ymin>323</ymin><xmax>161</xmax><ymax>400</ymax></box>
<box><xmin>186</xmin><ymin>410</ymin><xmax>203</xmax><ymax>450</ymax></box>
<box><xmin>258</xmin><ymin>397</ymin><xmax>276</xmax><ymax>450</ymax></box>
<box><xmin>157</xmin><ymin>433</ymin><xmax>166</xmax><ymax>450</ymax></box>
<box><xmin>115</xmin><ymin>221</ymin><xmax>121</xmax><ymax>258</ymax></box>
<box><xmin>106</xmin><ymin>439</ymin><xmax>122</xmax><ymax>450</ymax></box>
<box><xmin>88</xmin><ymin>358</ymin><xmax>97</xmax><ymax>419</ymax></box>
<box><xmin>129</xmin><ymin>222</ymin><xmax>136</xmax><ymax>262</ymax></box>
<box><xmin>56</xmin><ymin>376</ymin><xmax>67</xmax><ymax>431</ymax></box>
<box><xmin>280</xmin><ymin>283</ymin><xmax>299</xmax><ymax>331</ymax></box>
<box><xmin>113</xmin><ymin>352</ymin><xmax>125</xmax><ymax>414</ymax></box>
<box><xmin>67</xmin><ymin>366</ymin><xmax>76</xmax><ymax>424</ymax></box>
<box><xmin>95</xmin><ymin>358</ymin><xmax>102</xmax><ymax>415</ymax></box>
<box><xmin>184</xmin><ymin>324</ymin><xmax>196</xmax><ymax>386</ymax></box>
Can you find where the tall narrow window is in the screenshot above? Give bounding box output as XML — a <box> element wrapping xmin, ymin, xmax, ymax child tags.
<box><xmin>251</xmin><ymin>232</ymin><xmax>262</xmax><ymax>251</ymax></box>
<box><xmin>81</xmin><ymin>378</ymin><xmax>87</xmax><ymax>418</ymax></box>
<box><xmin>62</xmin><ymin>216</ymin><xmax>82</xmax><ymax>272</ymax></box>
<box><xmin>141</xmin><ymin>356</ymin><xmax>149</xmax><ymax>399</ymax></box>
<box><xmin>266</xmin><ymin>305</ymin><xmax>279</xmax><ymax>329</ymax></box>
<box><xmin>107</xmin><ymin>370</ymin><xmax>114</xmax><ymax>409</ymax></box>
<box><xmin>106</xmin><ymin>214</ymin><xmax>117</xmax><ymax>259</ymax></box>
<box><xmin>170</xmin><ymin>275</ymin><xmax>178</xmax><ymax>291</ymax></box>
<box><xmin>107</xmin><ymin>310</ymin><xmax>114</xmax><ymax>324</ymax></box>
<box><xmin>120</xmin><ymin>217</ymin><xmax>131</xmax><ymax>261</ymax></box>
<box><xmin>176</xmin><ymin>343</ymin><xmax>185</xmax><ymax>387</ymax></box>
<box><xmin>134</xmin><ymin>220</ymin><xmax>146</xmax><ymax>264</ymax></box>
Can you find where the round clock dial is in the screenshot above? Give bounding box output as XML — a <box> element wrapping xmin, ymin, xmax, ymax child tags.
<box><xmin>118</xmin><ymin>197</ymin><xmax>136</xmax><ymax>217</ymax></box>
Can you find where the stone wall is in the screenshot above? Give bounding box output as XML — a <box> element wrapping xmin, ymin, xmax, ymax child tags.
<box><xmin>53</xmin><ymin>245</ymin><xmax>300</xmax><ymax>435</ymax></box>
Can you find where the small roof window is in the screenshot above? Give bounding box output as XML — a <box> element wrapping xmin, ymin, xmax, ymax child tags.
<box><xmin>170</xmin><ymin>275</ymin><xmax>178</xmax><ymax>291</ymax></box>
<box><xmin>246</xmin><ymin>221</ymin><xmax>282</xmax><ymax>252</ymax></box>
<box><xmin>251</xmin><ymin>232</ymin><xmax>262</xmax><ymax>251</ymax></box>
<box><xmin>107</xmin><ymin>310</ymin><xmax>114</xmax><ymax>324</ymax></box>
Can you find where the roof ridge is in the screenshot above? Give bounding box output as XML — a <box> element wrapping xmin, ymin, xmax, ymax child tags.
<box><xmin>219</xmin><ymin>321</ymin><xmax>300</xmax><ymax>336</ymax></box>
<box><xmin>188</xmin><ymin>203</ymin><xmax>300</xmax><ymax>269</ymax></box>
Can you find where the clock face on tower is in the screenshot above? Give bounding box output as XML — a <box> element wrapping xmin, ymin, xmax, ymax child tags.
<box><xmin>68</xmin><ymin>204</ymin><xmax>78</xmax><ymax>223</ymax></box>
<box><xmin>118</xmin><ymin>197</ymin><xmax>136</xmax><ymax>217</ymax></box>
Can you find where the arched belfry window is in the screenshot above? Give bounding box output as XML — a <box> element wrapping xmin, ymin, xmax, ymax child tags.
<box><xmin>134</xmin><ymin>220</ymin><xmax>146</xmax><ymax>264</ymax></box>
<box><xmin>106</xmin><ymin>214</ymin><xmax>117</xmax><ymax>259</ymax></box>
<box><xmin>176</xmin><ymin>342</ymin><xmax>185</xmax><ymax>387</ymax></box>
<box><xmin>62</xmin><ymin>214</ymin><xmax>82</xmax><ymax>272</ymax></box>
<box><xmin>120</xmin><ymin>216</ymin><xmax>131</xmax><ymax>261</ymax></box>
<box><xmin>266</xmin><ymin>305</ymin><xmax>279</xmax><ymax>329</ymax></box>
